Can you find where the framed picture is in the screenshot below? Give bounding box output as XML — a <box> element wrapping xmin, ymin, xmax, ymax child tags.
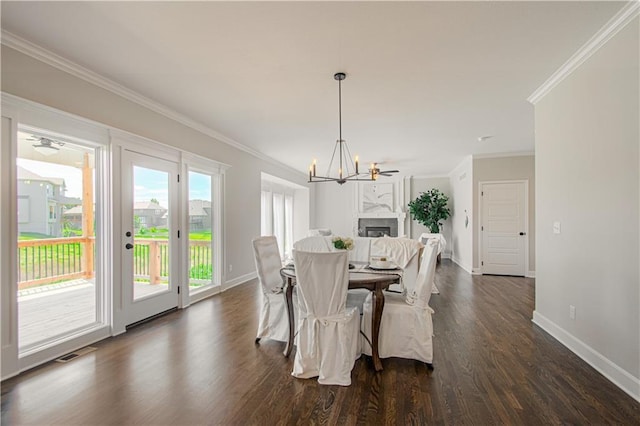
<box><xmin>360</xmin><ymin>183</ymin><xmax>394</xmax><ymax>213</ymax></box>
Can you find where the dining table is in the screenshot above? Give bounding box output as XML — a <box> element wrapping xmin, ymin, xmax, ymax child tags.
<box><xmin>280</xmin><ymin>263</ymin><xmax>401</xmax><ymax>372</ymax></box>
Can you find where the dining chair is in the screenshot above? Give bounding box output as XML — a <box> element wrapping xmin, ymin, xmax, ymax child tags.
<box><xmin>293</xmin><ymin>235</ymin><xmax>332</xmax><ymax>252</ymax></box>
<box><xmin>293</xmin><ymin>235</ymin><xmax>368</xmax><ymax>314</ymax></box>
<box><xmin>292</xmin><ymin>250</ymin><xmax>360</xmax><ymax>386</ymax></box>
<box><xmin>252</xmin><ymin>236</ymin><xmax>291</xmax><ymax>344</ymax></box>
<box><xmin>370</xmin><ymin>237</ymin><xmax>423</xmax><ymax>293</ymax></box>
<box><xmin>361</xmin><ymin>238</ymin><xmax>439</xmax><ymax>366</ymax></box>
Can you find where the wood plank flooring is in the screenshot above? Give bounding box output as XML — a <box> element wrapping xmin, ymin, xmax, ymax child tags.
<box><xmin>2</xmin><ymin>260</ymin><xmax>639</xmax><ymax>425</ymax></box>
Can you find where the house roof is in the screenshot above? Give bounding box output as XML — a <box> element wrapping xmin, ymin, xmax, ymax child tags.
<box><xmin>134</xmin><ymin>201</ymin><xmax>167</xmax><ymax>211</ymax></box>
<box><xmin>189</xmin><ymin>199</ymin><xmax>211</xmax><ymax>217</ymax></box>
<box><xmin>17</xmin><ymin>165</ymin><xmax>65</xmax><ymax>187</ymax></box>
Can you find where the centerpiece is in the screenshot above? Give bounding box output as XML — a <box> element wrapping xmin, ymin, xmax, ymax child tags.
<box><xmin>332</xmin><ymin>236</ymin><xmax>354</xmax><ymax>250</ymax></box>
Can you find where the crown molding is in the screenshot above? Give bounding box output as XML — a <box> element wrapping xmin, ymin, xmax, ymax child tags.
<box><xmin>1</xmin><ymin>30</ymin><xmax>306</xmax><ymax>179</ymax></box>
<box><xmin>472</xmin><ymin>151</ymin><xmax>535</xmax><ymax>160</ymax></box>
<box><xmin>528</xmin><ymin>1</ymin><xmax>640</xmax><ymax>105</ymax></box>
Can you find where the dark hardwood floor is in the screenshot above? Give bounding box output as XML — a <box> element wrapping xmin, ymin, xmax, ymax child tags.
<box><xmin>2</xmin><ymin>260</ymin><xmax>639</xmax><ymax>425</ymax></box>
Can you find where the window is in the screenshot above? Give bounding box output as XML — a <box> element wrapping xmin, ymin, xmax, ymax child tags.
<box><xmin>261</xmin><ymin>179</ymin><xmax>296</xmax><ymax>261</ymax></box>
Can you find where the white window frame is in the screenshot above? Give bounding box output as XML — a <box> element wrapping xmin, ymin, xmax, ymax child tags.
<box><xmin>181</xmin><ymin>152</ymin><xmax>229</xmax><ymax>305</ymax></box>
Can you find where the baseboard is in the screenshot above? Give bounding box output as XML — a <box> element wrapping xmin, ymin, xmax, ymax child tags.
<box><xmin>451</xmin><ymin>256</ymin><xmax>473</xmax><ymax>274</ymax></box>
<box><xmin>532</xmin><ymin>311</ymin><xmax>640</xmax><ymax>402</ymax></box>
<box><xmin>224</xmin><ymin>271</ymin><xmax>257</xmax><ymax>291</ymax></box>
<box><xmin>471</xmin><ymin>268</ymin><xmax>482</xmax><ymax>275</ymax></box>
<box><xmin>526</xmin><ymin>270</ymin><xmax>536</xmax><ymax>278</ymax></box>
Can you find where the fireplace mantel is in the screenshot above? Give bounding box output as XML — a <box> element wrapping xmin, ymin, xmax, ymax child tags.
<box><xmin>352</xmin><ymin>181</ymin><xmax>406</xmax><ymax>237</ymax></box>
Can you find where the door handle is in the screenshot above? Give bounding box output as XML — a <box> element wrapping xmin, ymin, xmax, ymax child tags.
<box><xmin>519</xmin><ymin>232</ymin><xmax>526</xmax><ymax>236</ymax></box>
<box><xmin>125</xmin><ymin>243</ymin><xmax>134</xmax><ymax>250</ymax></box>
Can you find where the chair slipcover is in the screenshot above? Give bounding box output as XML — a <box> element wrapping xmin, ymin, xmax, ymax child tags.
<box><xmin>361</xmin><ymin>239</ymin><xmax>439</xmax><ymax>364</ymax></box>
<box><xmin>349</xmin><ymin>237</ymin><xmax>372</xmax><ymax>263</ymax></box>
<box><xmin>292</xmin><ymin>250</ymin><xmax>360</xmax><ymax>386</ymax></box>
<box><xmin>418</xmin><ymin>233</ymin><xmax>446</xmax><ymax>255</ymax></box>
<box><xmin>370</xmin><ymin>237</ymin><xmax>423</xmax><ymax>293</ymax></box>
<box><xmin>293</xmin><ymin>236</ymin><xmax>368</xmax><ymax>317</ymax></box>
<box><xmin>252</xmin><ymin>236</ymin><xmax>290</xmax><ymax>342</ymax></box>
<box><xmin>293</xmin><ymin>236</ymin><xmax>333</xmax><ymax>252</ymax></box>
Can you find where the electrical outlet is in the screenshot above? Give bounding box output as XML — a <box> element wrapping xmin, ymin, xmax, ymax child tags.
<box><xmin>569</xmin><ymin>305</ymin><xmax>576</xmax><ymax>320</ymax></box>
<box><xmin>229</xmin><ymin>264</ymin><xmax>233</xmax><ymax>272</ymax></box>
<box><xmin>553</xmin><ymin>221</ymin><xmax>561</xmax><ymax>234</ymax></box>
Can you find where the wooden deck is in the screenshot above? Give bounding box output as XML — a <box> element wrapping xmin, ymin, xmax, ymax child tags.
<box><xmin>18</xmin><ymin>280</ymin><xmax>168</xmax><ymax>348</ymax></box>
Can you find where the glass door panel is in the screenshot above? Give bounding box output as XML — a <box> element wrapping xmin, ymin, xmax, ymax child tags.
<box><xmin>16</xmin><ymin>129</ymin><xmax>101</xmax><ymax>351</ymax></box>
<box><xmin>188</xmin><ymin>171</ymin><xmax>213</xmax><ymax>293</ymax></box>
<box><xmin>133</xmin><ymin>166</ymin><xmax>170</xmax><ymax>300</ymax></box>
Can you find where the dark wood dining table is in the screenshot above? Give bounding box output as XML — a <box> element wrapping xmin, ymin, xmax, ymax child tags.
<box><xmin>279</xmin><ymin>266</ymin><xmax>401</xmax><ymax>372</ymax></box>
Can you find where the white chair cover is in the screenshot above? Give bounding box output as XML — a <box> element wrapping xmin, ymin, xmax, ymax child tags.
<box><xmin>349</xmin><ymin>237</ymin><xmax>372</xmax><ymax>263</ymax></box>
<box><xmin>292</xmin><ymin>250</ymin><xmax>360</xmax><ymax>386</ymax></box>
<box><xmin>361</xmin><ymin>239</ymin><xmax>439</xmax><ymax>364</ymax></box>
<box><xmin>293</xmin><ymin>236</ymin><xmax>369</xmax><ymax>316</ymax></box>
<box><xmin>418</xmin><ymin>233</ymin><xmax>446</xmax><ymax>255</ymax></box>
<box><xmin>308</xmin><ymin>228</ymin><xmax>332</xmax><ymax>236</ymax></box>
<box><xmin>252</xmin><ymin>236</ymin><xmax>289</xmax><ymax>342</ymax></box>
<box><xmin>293</xmin><ymin>236</ymin><xmax>332</xmax><ymax>252</ymax></box>
<box><xmin>370</xmin><ymin>237</ymin><xmax>423</xmax><ymax>293</ymax></box>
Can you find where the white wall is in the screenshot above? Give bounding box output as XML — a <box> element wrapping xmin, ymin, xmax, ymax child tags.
<box><xmin>449</xmin><ymin>156</ymin><xmax>473</xmax><ymax>272</ymax></box>
<box><xmin>407</xmin><ymin>176</ymin><xmax>452</xmax><ymax>257</ymax></box>
<box><xmin>1</xmin><ymin>46</ymin><xmax>309</xmax><ymax>286</ymax></box>
<box><xmin>313</xmin><ymin>183</ymin><xmax>356</xmax><ymax>237</ymax></box>
<box><xmin>533</xmin><ymin>17</ymin><xmax>639</xmax><ymax>399</ymax></box>
<box><xmin>473</xmin><ymin>155</ymin><xmax>535</xmax><ymax>273</ymax></box>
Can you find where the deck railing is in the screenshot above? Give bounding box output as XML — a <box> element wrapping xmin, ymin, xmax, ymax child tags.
<box><xmin>18</xmin><ymin>237</ymin><xmax>213</xmax><ymax>289</ymax></box>
<box><xmin>18</xmin><ymin>237</ymin><xmax>94</xmax><ymax>289</ymax></box>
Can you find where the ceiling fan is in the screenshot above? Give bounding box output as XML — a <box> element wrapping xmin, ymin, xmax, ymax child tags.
<box><xmin>372</xmin><ymin>163</ymin><xmax>399</xmax><ymax>177</ymax></box>
<box><xmin>28</xmin><ymin>136</ymin><xmax>65</xmax><ymax>156</ymax></box>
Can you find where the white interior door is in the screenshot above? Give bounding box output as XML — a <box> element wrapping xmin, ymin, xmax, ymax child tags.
<box><xmin>480</xmin><ymin>181</ymin><xmax>527</xmax><ymax>276</ymax></box>
<box><xmin>121</xmin><ymin>149</ymin><xmax>180</xmax><ymax>325</ymax></box>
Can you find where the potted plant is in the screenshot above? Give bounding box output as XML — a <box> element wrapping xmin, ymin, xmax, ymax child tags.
<box><xmin>408</xmin><ymin>189</ymin><xmax>451</xmax><ymax>233</ymax></box>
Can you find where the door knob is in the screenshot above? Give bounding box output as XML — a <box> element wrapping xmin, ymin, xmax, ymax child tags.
<box><xmin>125</xmin><ymin>243</ymin><xmax>134</xmax><ymax>250</ymax></box>
<box><xmin>519</xmin><ymin>232</ymin><xmax>526</xmax><ymax>236</ymax></box>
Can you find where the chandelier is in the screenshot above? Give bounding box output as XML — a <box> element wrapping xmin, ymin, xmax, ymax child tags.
<box><xmin>308</xmin><ymin>72</ymin><xmax>381</xmax><ymax>185</ymax></box>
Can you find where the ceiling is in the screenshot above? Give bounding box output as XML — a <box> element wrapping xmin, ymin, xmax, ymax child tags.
<box><xmin>0</xmin><ymin>1</ymin><xmax>626</xmax><ymax>177</ymax></box>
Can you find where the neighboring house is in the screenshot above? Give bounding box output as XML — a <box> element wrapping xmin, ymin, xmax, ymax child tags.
<box><xmin>62</xmin><ymin>205</ymin><xmax>93</xmax><ymax>232</ymax></box>
<box><xmin>189</xmin><ymin>199</ymin><xmax>212</xmax><ymax>231</ymax></box>
<box><xmin>17</xmin><ymin>165</ymin><xmax>79</xmax><ymax>237</ymax></box>
<box><xmin>134</xmin><ymin>201</ymin><xmax>167</xmax><ymax>229</ymax></box>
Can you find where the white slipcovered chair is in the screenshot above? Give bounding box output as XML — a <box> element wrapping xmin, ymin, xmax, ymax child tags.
<box><xmin>293</xmin><ymin>236</ymin><xmax>369</xmax><ymax>314</ymax></box>
<box><xmin>292</xmin><ymin>250</ymin><xmax>361</xmax><ymax>386</ymax></box>
<box><xmin>419</xmin><ymin>233</ymin><xmax>446</xmax><ymax>262</ymax></box>
<box><xmin>293</xmin><ymin>236</ymin><xmax>333</xmax><ymax>252</ymax></box>
<box><xmin>370</xmin><ymin>237</ymin><xmax>423</xmax><ymax>293</ymax></box>
<box><xmin>252</xmin><ymin>236</ymin><xmax>290</xmax><ymax>343</ymax></box>
<box><xmin>361</xmin><ymin>238</ymin><xmax>439</xmax><ymax>365</ymax></box>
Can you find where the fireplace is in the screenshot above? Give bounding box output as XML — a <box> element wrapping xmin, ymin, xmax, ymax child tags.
<box><xmin>358</xmin><ymin>218</ymin><xmax>398</xmax><ymax>238</ymax></box>
<box><xmin>365</xmin><ymin>226</ymin><xmax>391</xmax><ymax>237</ymax></box>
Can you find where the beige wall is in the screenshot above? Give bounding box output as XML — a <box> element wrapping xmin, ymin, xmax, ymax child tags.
<box><xmin>534</xmin><ymin>17</ymin><xmax>639</xmax><ymax>395</ymax></box>
<box><xmin>1</xmin><ymin>46</ymin><xmax>309</xmax><ymax>283</ymax></box>
<box><xmin>449</xmin><ymin>156</ymin><xmax>473</xmax><ymax>272</ymax></box>
<box><xmin>473</xmin><ymin>155</ymin><xmax>535</xmax><ymax>272</ymax></box>
<box><xmin>407</xmin><ymin>176</ymin><xmax>452</xmax><ymax>257</ymax></box>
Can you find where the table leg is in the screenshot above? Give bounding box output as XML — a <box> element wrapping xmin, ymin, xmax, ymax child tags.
<box><xmin>283</xmin><ymin>277</ymin><xmax>294</xmax><ymax>357</ymax></box>
<box><xmin>371</xmin><ymin>286</ymin><xmax>385</xmax><ymax>371</ymax></box>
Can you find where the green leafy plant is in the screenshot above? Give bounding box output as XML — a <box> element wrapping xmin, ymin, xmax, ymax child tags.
<box><xmin>332</xmin><ymin>236</ymin><xmax>354</xmax><ymax>250</ymax></box>
<box><xmin>408</xmin><ymin>189</ymin><xmax>451</xmax><ymax>233</ymax></box>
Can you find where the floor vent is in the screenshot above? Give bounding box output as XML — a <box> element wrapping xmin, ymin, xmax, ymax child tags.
<box><xmin>55</xmin><ymin>346</ymin><xmax>97</xmax><ymax>363</ymax></box>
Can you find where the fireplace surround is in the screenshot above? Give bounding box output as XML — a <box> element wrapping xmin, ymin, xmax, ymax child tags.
<box><xmin>358</xmin><ymin>218</ymin><xmax>399</xmax><ymax>238</ymax></box>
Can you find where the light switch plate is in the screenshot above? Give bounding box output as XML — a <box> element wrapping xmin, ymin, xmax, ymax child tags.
<box><xmin>553</xmin><ymin>221</ymin><xmax>561</xmax><ymax>234</ymax></box>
